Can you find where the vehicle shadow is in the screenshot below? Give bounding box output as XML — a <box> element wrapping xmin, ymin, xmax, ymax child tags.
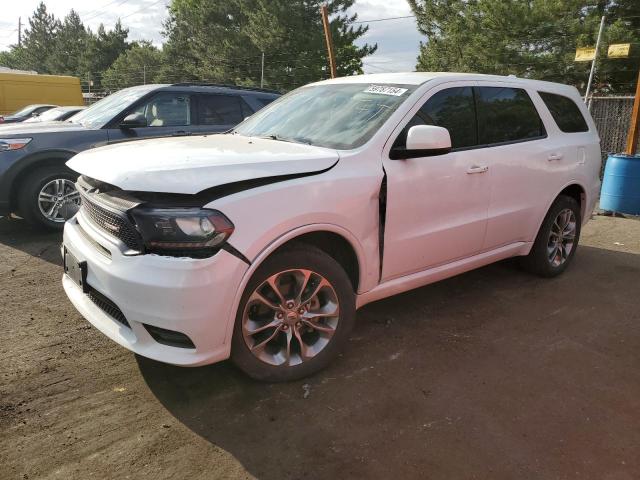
<box><xmin>0</xmin><ymin>216</ymin><xmax>63</xmax><ymax>266</ymax></box>
<box><xmin>137</xmin><ymin>245</ymin><xmax>640</xmax><ymax>480</ymax></box>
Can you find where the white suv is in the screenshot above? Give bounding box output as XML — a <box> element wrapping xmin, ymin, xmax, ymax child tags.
<box><xmin>62</xmin><ymin>73</ymin><xmax>601</xmax><ymax>381</ymax></box>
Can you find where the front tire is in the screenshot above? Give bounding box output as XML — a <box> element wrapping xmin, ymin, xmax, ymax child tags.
<box><xmin>231</xmin><ymin>245</ymin><xmax>356</xmax><ymax>382</ymax></box>
<box><xmin>519</xmin><ymin>195</ymin><xmax>581</xmax><ymax>277</ymax></box>
<box><xmin>17</xmin><ymin>165</ymin><xmax>80</xmax><ymax>230</ymax></box>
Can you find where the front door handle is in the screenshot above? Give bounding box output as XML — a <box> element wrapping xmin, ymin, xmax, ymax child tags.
<box><xmin>466</xmin><ymin>165</ymin><xmax>489</xmax><ymax>174</ymax></box>
<box><xmin>548</xmin><ymin>153</ymin><xmax>564</xmax><ymax>161</ymax></box>
<box><xmin>172</xmin><ymin>130</ymin><xmax>192</xmax><ymax>136</ymax></box>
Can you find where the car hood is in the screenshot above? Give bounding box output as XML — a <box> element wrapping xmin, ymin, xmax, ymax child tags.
<box><xmin>66</xmin><ymin>134</ymin><xmax>340</xmax><ymax>194</ymax></box>
<box><xmin>0</xmin><ymin>120</ymin><xmax>90</xmax><ymax>135</ymax></box>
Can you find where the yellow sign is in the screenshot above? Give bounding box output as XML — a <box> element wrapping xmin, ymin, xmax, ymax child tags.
<box><xmin>575</xmin><ymin>47</ymin><xmax>596</xmax><ymax>61</ymax></box>
<box><xmin>608</xmin><ymin>43</ymin><xmax>631</xmax><ymax>58</ymax></box>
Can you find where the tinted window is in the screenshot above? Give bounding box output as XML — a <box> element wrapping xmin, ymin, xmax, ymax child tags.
<box><xmin>475</xmin><ymin>87</ymin><xmax>545</xmax><ymax>144</ymax></box>
<box><xmin>132</xmin><ymin>92</ymin><xmax>191</xmax><ymax>127</ymax></box>
<box><xmin>393</xmin><ymin>87</ymin><xmax>477</xmax><ymax>150</ymax></box>
<box><xmin>539</xmin><ymin>92</ymin><xmax>589</xmax><ymax>133</ymax></box>
<box><xmin>199</xmin><ymin>95</ymin><xmax>244</xmax><ymax>125</ymax></box>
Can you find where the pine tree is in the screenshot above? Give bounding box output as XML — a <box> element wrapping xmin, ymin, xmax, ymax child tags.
<box><xmin>49</xmin><ymin>10</ymin><xmax>89</xmax><ymax>76</ymax></box>
<box><xmin>20</xmin><ymin>2</ymin><xmax>61</xmax><ymax>73</ymax></box>
<box><xmin>102</xmin><ymin>42</ymin><xmax>165</xmax><ymax>91</ymax></box>
<box><xmin>162</xmin><ymin>0</ymin><xmax>377</xmax><ymax>91</ymax></box>
<box><xmin>81</xmin><ymin>21</ymin><xmax>132</xmax><ymax>89</ymax></box>
<box><xmin>408</xmin><ymin>0</ymin><xmax>639</xmax><ymax>94</ymax></box>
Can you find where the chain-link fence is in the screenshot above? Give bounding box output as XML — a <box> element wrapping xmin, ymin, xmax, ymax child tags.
<box><xmin>589</xmin><ymin>96</ymin><xmax>636</xmax><ymax>163</ymax></box>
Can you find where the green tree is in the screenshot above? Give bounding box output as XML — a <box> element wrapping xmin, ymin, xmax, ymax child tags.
<box><xmin>81</xmin><ymin>21</ymin><xmax>132</xmax><ymax>89</ymax></box>
<box><xmin>408</xmin><ymin>0</ymin><xmax>639</xmax><ymax>94</ymax></box>
<box><xmin>49</xmin><ymin>10</ymin><xmax>89</xmax><ymax>76</ymax></box>
<box><xmin>162</xmin><ymin>0</ymin><xmax>377</xmax><ymax>91</ymax></box>
<box><xmin>102</xmin><ymin>42</ymin><xmax>165</xmax><ymax>91</ymax></box>
<box><xmin>16</xmin><ymin>2</ymin><xmax>60</xmax><ymax>73</ymax></box>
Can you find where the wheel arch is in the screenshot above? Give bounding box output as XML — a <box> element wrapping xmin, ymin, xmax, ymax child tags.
<box><xmin>8</xmin><ymin>149</ymin><xmax>78</xmax><ymax>212</ymax></box>
<box><xmin>529</xmin><ymin>181</ymin><xmax>587</xmax><ymax>252</ymax></box>
<box><xmin>223</xmin><ymin>224</ymin><xmax>366</xmax><ymax>347</ymax></box>
<box><xmin>557</xmin><ymin>182</ymin><xmax>587</xmax><ymax>220</ymax></box>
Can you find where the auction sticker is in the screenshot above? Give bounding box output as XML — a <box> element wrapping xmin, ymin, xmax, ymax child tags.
<box><xmin>364</xmin><ymin>85</ymin><xmax>408</xmax><ymax>96</ymax></box>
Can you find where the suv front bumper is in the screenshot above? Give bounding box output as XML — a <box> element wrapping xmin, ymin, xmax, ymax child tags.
<box><xmin>62</xmin><ymin>214</ymin><xmax>249</xmax><ymax>366</ymax></box>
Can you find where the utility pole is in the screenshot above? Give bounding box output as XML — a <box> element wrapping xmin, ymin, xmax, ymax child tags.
<box><xmin>260</xmin><ymin>52</ymin><xmax>265</xmax><ymax>88</ymax></box>
<box><xmin>625</xmin><ymin>70</ymin><xmax>640</xmax><ymax>156</ymax></box>
<box><xmin>143</xmin><ymin>65</ymin><xmax>146</xmax><ymax>85</ymax></box>
<box><xmin>584</xmin><ymin>15</ymin><xmax>605</xmax><ymax>102</ymax></box>
<box><xmin>18</xmin><ymin>17</ymin><xmax>22</xmax><ymax>47</ymax></box>
<box><xmin>320</xmin><ymin>5</ymin><xmax>337</xmax><ymax>79</ymax></box>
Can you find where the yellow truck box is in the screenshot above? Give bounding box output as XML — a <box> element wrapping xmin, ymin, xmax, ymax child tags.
<box><xmin>0</xmin><ymin>73</ymin><xmax>83</xmax><ymax>115</ymax></box>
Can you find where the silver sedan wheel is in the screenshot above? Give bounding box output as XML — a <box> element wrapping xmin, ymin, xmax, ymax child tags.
<box><xmin>37</xmin><ymin>179</ymin><xmax>81</xmax><ymax>223</ymax></box>
<box><xmin>547</xmin><ymin>208</ymin><xmax>577</xmax><ymax>267</ymax></box>
<box><xmin>242</xmin><ymin>269</ymin><xmax>340</xmax><ymax>367</ymax></box>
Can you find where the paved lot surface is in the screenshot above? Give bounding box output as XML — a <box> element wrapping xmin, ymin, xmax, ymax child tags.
<box><xmin>1</xmin><ymin>214</ymin><xmax>639</xmax><ymax>480</ymax></box>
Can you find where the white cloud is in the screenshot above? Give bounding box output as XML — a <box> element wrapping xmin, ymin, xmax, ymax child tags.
<box><xmin>349</xmin><ymin>0</ymin><xmax>422</xmax><ymax>73</ymax></box>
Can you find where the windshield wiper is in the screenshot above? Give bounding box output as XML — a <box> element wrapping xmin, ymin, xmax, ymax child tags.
<box><xmin>257</xmin><ymin>134</ymin><xmax>312</xmax><ymax>145</ymax></box>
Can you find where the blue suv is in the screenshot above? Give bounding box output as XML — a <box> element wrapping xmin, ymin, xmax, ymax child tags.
<box><xmin>0</xmin><ymin>83</ymin><xmax>279</xmax><ymax>229</ymax></box>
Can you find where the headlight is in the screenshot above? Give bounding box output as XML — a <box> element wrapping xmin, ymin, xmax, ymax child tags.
<box><xmin>131</xmin><ymin>208</ymin><xmax>234</xmax><ymax>257</ymax></box>
<box><xmin>0</xmin><ymin>138</ymin><xmax>32</xmax><ymax>151</ymax></box>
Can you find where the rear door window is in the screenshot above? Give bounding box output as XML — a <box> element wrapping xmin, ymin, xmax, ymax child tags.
<box><xmin>475</xmin><ymin>87</ymin><xmax>545</xmax><ymax>145</ymax></box>
<box><xmin>198</xmin><ymin>95</ymin><xmax>245</xmax><ymax>126</ymax></box>
<box><xmin>131</xmin><ymin>92</ymin><xmax>192</xmax><ymax>127</ymax></box>
<box><xmin>538</xmin><ymin>92</ymin><xmax>589</xmax><ymax>133</ymax></box>
<box><xmin>393</xmin><ymin>86</ymin><xmax>477</xmax><ymax>151</ymax></box>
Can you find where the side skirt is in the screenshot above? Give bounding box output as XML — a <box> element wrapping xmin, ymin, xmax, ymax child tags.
<box><xmin>356</xmin><ymin>241</ymin><xmax>531</xmax><ymax>309</ymax></box>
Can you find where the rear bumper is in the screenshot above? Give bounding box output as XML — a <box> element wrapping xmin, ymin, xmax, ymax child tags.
<box><xmin>62</xmin><ymin>214</ymin><xmax>249</xmax><ymax>366</ymax></box>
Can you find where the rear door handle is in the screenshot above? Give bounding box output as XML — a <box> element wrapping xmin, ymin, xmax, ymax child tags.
<box><xmin>548</xmin><ymin>153</ymin><xmax>564</xmax><ymax>161</ymax></box>
<box><xmin>466</xmin><ymin>165</ymin><xmax>489</xmax><ymax>174</ymax></box>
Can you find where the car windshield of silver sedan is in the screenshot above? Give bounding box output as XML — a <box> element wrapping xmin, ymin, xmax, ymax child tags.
<box><xmin>70</xmin><ymin>85</ymin><xmax>157</xmax><ymax>129</ymax></box>
<box><xmin>234</xmin><ymin>83</ymin><xmax>417</xmax><ymax>149</ymax></box>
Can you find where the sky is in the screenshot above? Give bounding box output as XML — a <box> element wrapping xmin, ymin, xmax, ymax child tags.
<box><xmin>0</xmin><ymin>0</ymin><xmax>423</xmax><ymax>73</ymax></box>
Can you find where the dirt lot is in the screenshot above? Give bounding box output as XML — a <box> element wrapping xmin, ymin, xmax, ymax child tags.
<box><xmin>1</xmin><ymin>214</ymin><xmax>639</xmax><ymax>480</ymax></box>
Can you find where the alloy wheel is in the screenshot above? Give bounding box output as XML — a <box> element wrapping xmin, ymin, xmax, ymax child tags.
<box><xmin>241</xmin><ymin>269</ymin><xmax>340</xmax><ymax>367</ymax></box>
<box><xmin>37</xmin><ymin>179</ymin><xmax>81</xmax><ymax>223</ymax></box>
<box><xmin>547</xmin><ymin>208</ymin><xmax>577</xmax><ymax>267</ymax></box>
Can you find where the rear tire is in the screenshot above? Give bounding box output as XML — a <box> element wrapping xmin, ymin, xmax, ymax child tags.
<box><xmin>519</xmin><ymin>195</ymin><xmax>581</xmax><ymax>277</ymax></box>
<box><xmin>17</xmin><ymin>165</ymin><xmax>80</xmax><ymax>231</ymax></box>
<box><xmin>231</xmin><ymin>245</ymin><xmax>356</xmax><ymax>382</ymax></box>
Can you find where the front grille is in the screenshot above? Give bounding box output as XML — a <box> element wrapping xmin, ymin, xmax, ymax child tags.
<box><xmin>87</xmin><ymin>287</ymin><xmax>130</xmax><ymax>328</ymax></box>
<box><xmin>80</xmin><ymin>193</ymin><xmax>142</xmax><ymax>251</ymax></box>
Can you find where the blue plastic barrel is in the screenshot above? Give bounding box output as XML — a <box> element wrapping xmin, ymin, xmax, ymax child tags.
<box><xmin>600</xmin><ymin>153</ymin><xmax>640</xmax><ymax>215</ymax></box>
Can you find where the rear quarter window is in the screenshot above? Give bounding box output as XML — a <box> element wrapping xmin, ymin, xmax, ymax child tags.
<box><xmin>475</xmin><ymin>87</ymin><xmax>546</xmax><ymax>145</ymax></box>
<box><xmin>538</xmin><ymin>92</ymin><xmax>589</xmax><ymax>133</ymax></box>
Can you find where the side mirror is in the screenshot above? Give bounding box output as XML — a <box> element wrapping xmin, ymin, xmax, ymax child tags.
<box><xmin>119</xmin><ymin>113</ymin><xmax>147</xmax><ymax>129</ymax></box>
<box><xmin>390</xmin><ymin>125</ymin><xmax>452</xmax><ymax>159</ymax></box>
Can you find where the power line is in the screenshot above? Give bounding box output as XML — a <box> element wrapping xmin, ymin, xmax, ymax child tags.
<box><xmin>79</xmin><ymin>0</ymin><xmax>129</xmax><ymax>19</ymax></box>
<box><xmin>119</xmin><ymin>0</ymin><xmax>167</xmax><ymax>20</ymax></box>
<box><xmin>353</xmin><ymin>15</ymin><xmax>415</xmax><ymax>24</ymax></box>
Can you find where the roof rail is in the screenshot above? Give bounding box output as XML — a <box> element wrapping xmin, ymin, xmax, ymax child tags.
<box><xmin>170</xmin><ymin>82</ymin><xmax>281</xmax><ymax>95</ymax></box>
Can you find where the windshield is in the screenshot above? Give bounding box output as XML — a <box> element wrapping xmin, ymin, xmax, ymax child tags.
<box><xmin>234</xmin><ymin>83</ymin><xmax>417</xmax><ymax>149</ymax></box>
<box><xmin>71</xmin><ymin>86</ymin><xmax>156</xmax><ymax>128</ymax></box>
<box><xmin>10</xmin><ymin>105</ymin><xmax>38</xmax><ymax>117</ymax></box>
<box><xmin>25</xmin><ymin>107</ymin><xmax>65</xmax><ymax>122</ymax></box>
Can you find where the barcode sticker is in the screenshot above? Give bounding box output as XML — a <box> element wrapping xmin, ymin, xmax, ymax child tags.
<box><xmin>364</xmin><ymin>85</ymin><xmax>408</xmax><ymax>96</ymax></box>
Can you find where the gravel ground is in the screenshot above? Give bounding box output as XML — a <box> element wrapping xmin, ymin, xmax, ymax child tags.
<box><xmin>1</xmin><ymin>214</ymin><xmax>639</xmax><ymax>480</ymax></box>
